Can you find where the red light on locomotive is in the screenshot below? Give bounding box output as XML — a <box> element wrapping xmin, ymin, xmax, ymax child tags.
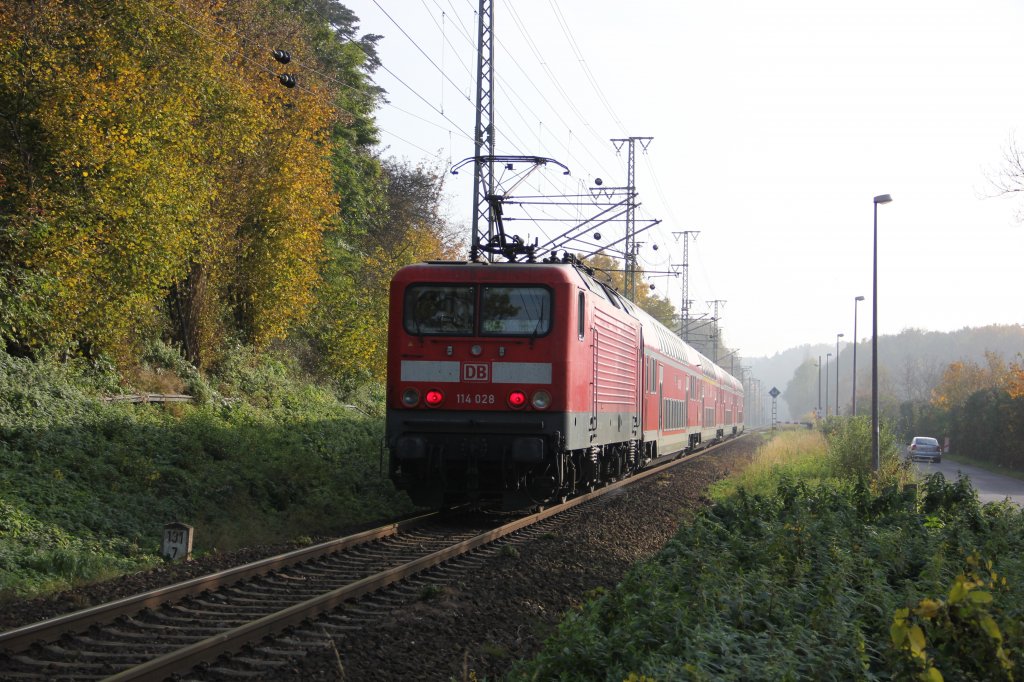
<box><xmin>507</xmin><ymin>390</ymin><xmax>527</xmax><ymax>409</ymax></box>
<box><xmin>424</xmin><ymin>389</ymin><xmax>444</xmax><ymax>407</ymax></box>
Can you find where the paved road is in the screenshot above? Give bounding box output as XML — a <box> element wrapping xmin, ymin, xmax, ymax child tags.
<box><xmin>911</xmin><ymin>458</ymin><xmax>1024</xmax><ymax>507</ymax></box>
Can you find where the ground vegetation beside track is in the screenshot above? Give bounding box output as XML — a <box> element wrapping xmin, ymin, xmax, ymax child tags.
<box><xmin>0</xmin><ymin>344</ymin><xmax>414</xmax><ymax>600</ymax></box>
<box><xmin>512</xmin><ymin>424</ymin><xmax>1024</xmax><ymax>682</ymax></box>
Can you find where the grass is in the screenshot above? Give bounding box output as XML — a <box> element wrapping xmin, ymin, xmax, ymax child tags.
<box><xmin>0</xmin><ymin>344</ymin><xmax>414</xmax><ymax>600</ymax></box>
<box><xmin>708</xmin><ymin>430</ymin><xmax>829</xmax><ymax>500</ymax></box>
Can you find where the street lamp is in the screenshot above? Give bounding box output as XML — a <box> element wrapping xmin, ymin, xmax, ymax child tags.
<box><xmin>826</xmin><ymin>352</ymin><xmax>832</xmax><ymax>417</ymax></box>
<box><xmin>852</xmin><ymin>296</ymin><xmax>864</xmax><ymax>415</ymax></box>
<box><xmin>817</xmin><ymin>356</ymin><xmax>822</xmax><ymax>420</ymax></box>
<box><xmin>872</xmin><ymin>193</ymin><xmax>893</xmax><ymax>472</ymax></box>
<box><xmin>836</xmin><ymin>333</ymin><xmax>844</xmax><ymax>416</ymax></box>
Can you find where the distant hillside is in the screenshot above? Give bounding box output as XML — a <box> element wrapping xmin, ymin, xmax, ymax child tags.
<box><xmin>746</xmin><ymin>324</ymin><xmax>1024</xmax><ymax>421</ymax></box>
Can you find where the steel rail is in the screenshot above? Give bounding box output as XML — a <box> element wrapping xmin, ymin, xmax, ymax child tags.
<box><xmin>0</xmin><ymin>512</ymin><xmax>439</xmax><ymax>653</ymax></box>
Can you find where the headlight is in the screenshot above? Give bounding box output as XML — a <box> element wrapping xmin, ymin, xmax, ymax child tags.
<box><xmin>401</xmin><ymin>388</ymin><xmax>420</xmax><ymax>407</ymax></box>
<box><xmin>531</xmin><ymin>390</ymin><xmax>551</xmax><ymax>409</ymax></box>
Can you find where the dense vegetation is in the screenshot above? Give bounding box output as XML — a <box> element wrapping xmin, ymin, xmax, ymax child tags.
<box><xmin>0</xmin><ymin>344</ymin><xmax>413</xmax><ymax>598</ymax></box>
<box><xmin>513</xmin><ymin>426</ymin><xmax>1024</xmax><ymax>681</ymax></box>
<box><xmin>0</xmin><ymin>0</ymin><xmax>460</xmax><ymax>384</ymax></box>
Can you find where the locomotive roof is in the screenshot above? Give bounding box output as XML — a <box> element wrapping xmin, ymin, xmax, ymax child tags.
<box><xmin>397</xmin><ymin>260</ymin><xmax>743</xmax><ymax>392</ymax></box>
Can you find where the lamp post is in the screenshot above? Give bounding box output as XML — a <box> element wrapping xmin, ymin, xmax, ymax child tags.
<box><xmin>836</xmin><ymin>333</ymin><xmax>844</xmax><ymax>416</ymax></box>
<box><xmin>825</xmin><ymin>352</ymin><xmax>832</xmax><ymax>417</ymax></box>
<box><xmin>817</xmin><ymin>356</ymin><xmax>822</xmax><ymax>420</ymax></box>
<box><xmin>872</xmin><ymin>194</ymin><xmax>893</xmax><ymax>472</ymax></box>
<box><xmin>852</xmin><ymin>296</ymin><xmax>864</xmax><ymax>415</ymax></box>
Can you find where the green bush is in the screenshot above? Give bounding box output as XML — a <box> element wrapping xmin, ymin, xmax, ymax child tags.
<box><xmin>511</xmin><ymin>473</ymin><xmax>1024</xmax><ymax>681</ymax></box>
<box><xmin>822</xmin><ymin>415</ymin><xmax>911</xmax><ymax>485</ymax></box>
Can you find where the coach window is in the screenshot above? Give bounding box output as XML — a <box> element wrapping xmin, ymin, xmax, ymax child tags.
<box><xmin>480</xmin><ymin>286</ymin><xmax>552</xmax><ymax>336</ymax></box>
<box><xmin>405</xmin><ymin>285</ymin><xmax>475</xmax><ymax>335</ymax></box>
<box><xmin>577</xmin><ymin>291</ymin><xmax>585</xmax><ymax>339</ymax></box>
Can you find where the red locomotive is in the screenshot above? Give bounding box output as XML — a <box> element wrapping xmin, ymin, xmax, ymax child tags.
<box><xmin>386</xmin><ymin>255</ymin><xmax>743</xmax><ymax>509</ymax></box>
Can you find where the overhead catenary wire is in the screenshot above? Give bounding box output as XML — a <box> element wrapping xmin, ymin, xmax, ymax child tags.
<box><xmin>343</xmin><ymin>0</ymin><xmax>727</xmax><ymax>315</ymax></box>
<box><xmin>546</xmin><ymin>0</ymin><xmax>629</xmax><ymax>135</ymax></box>
<box><xmin>353</xmin><ymin>0</ymin><xmax>624</xmax><ymax>210</ymax></box>
<box><xmin>369</xmin><ymin>0</ymin><xmax>473</xmax><ymax>105</ymax></box>
<box><xmin>141</xmin><ymin>0</ymin><xmax>466</xmax><ymax>160</ymax></box>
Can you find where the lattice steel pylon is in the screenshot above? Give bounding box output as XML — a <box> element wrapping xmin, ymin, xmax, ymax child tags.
<box><xmin>707</xmin><ymin>299</ymin><xmax>726</xmax><ymax>362</ymax></box>
<box><xmin>470</xmin><ymin>0</ymin><xmax>496</xmax><ymax>262</ymax></box>
<box><xmin>610</xmin><ymin>136</ymin><xmax>652</xmax><ymax>300</ymax></box>
<box><xmin>672</xmin><ymin>230</ymin><xmax>699</xmax><ymax>342</ymax></box>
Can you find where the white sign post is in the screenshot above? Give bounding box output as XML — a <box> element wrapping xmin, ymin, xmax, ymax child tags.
<box><xmin>162</xmin><ymin>522</ymin><xmax>193</xmax><ymax>561</ymax></box>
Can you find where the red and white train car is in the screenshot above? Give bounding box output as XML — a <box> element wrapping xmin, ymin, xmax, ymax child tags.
<box><xmin>386</xmin><ymin>258</ymin><xmax>743</xmax><ymax>509</ymax></box>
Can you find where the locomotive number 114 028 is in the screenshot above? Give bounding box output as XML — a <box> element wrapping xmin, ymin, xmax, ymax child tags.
<box><xmin>455</xmin><ymin>392</ymin><xmax>496</xmax><ymax>405</ymax></box>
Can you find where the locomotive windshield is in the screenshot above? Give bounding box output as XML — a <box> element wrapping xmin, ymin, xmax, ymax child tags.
<box><xmin>403</xmin><ymin>284</ymin><xmax>551</xmax><ymax>337</ymax></box>
<box><xmin>405</xmin><ymin>285</ymin><xmax>475</xmax><ymax>335</ymax></box>
<box><xmin>480</xmin><ymin>286</ymin><xmax>550</xmax><ymax>336</ymax></box>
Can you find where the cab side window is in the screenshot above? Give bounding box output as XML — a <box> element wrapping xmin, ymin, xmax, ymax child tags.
<box><xmin>577</xmin><ymin>291</ymin><xmax>585</xmax><ymax>339</ymax></box>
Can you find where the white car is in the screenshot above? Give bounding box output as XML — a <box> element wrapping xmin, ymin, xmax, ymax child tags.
<box><xmin>907</xmin><ymin>436</ymin><xmax>942</xmax><ymax>463</ymax></box>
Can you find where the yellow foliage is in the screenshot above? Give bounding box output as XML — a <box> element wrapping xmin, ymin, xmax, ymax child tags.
<box><xmin>1</xmin><ymin>0</ymin><xmax>339</xmax><ymax>364</ymax></box>
<box><xmin>890</xmin><ymin>553</ymin><xmax>1014</xmax><ymax>681</ymax></box>
<box><xmin>1008</xmin><ymin>362</ymin><xmax>1024</xmax><ymax>400</ymax></box>
<box><xmin>931</xmin><ymin>353</ymin><xmax>1016</xmax><ymax>409</ymax></box>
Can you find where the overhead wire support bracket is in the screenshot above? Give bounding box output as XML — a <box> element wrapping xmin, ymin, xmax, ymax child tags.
<box><xmin>452</xmin><ymin>155</ymin><xmax>571</xmax><ymax>263</ymax></box>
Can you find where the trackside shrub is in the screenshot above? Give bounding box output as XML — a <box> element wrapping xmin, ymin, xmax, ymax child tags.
<box><xmin>510</xmin><ymin>472</ymin><xmax>1024</xmax><ymax>681</ymax></box>
<box><xmin>708</xmin><ymin>431</ymin><xmax>828</xmax><ymax>500</ymax></box>
<box><xmin>822</xmin><ymin>415</ymin><xmax>911</xmax><ymax>485</ymax></box>
<box><xmin>889</xmin><ymin>552</ymin><xmax>1018</xmax><ymax>681</ymax></box>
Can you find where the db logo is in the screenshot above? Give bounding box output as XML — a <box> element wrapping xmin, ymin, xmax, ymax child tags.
<box><xmin>462</xmin><ymin>363</ymin><xmax>490</xmax><ymax>382</ymax></box>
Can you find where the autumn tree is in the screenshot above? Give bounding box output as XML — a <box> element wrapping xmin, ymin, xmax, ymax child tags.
<box><xmin>931</xmin><ymin>351</ymin><xmax>1012</xmax><ymax>409</ymax></box>
<box><xmin>1008</xmin><ymin>360</ymin><xmax>1024</xmax><ymax>399</ymax></box>
<box><xmin>0</xmin><ymin>0</ymin><xmax>350</xmax><ymax>367</ymax></box>
<box><xmin>302</xmin><ymin>158</ymin><xmax>464</xmax><ymax>385</ymax></box>
<box><xmin>1</xmin><ymin>1</ymin><xmax>229</xmax><ymax>359</ymax></box>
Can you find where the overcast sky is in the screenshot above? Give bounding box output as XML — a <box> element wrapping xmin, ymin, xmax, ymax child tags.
<box><xmin>340</xmin><ymin>0</ymin><xmax>1024</xmax><ymax>358</ymax></box>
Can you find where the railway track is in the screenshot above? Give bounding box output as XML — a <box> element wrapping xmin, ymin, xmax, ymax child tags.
<box><xmin>0</xmin><ymin>438</ymin><xmax>740</xmax><ymax>681</ymax></box>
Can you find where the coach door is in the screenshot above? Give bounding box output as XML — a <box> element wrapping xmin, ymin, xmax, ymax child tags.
<box><xmin>658</xmin><ymin>364</ymin><xmax>664</xmax><ymax>434</ymax></box>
